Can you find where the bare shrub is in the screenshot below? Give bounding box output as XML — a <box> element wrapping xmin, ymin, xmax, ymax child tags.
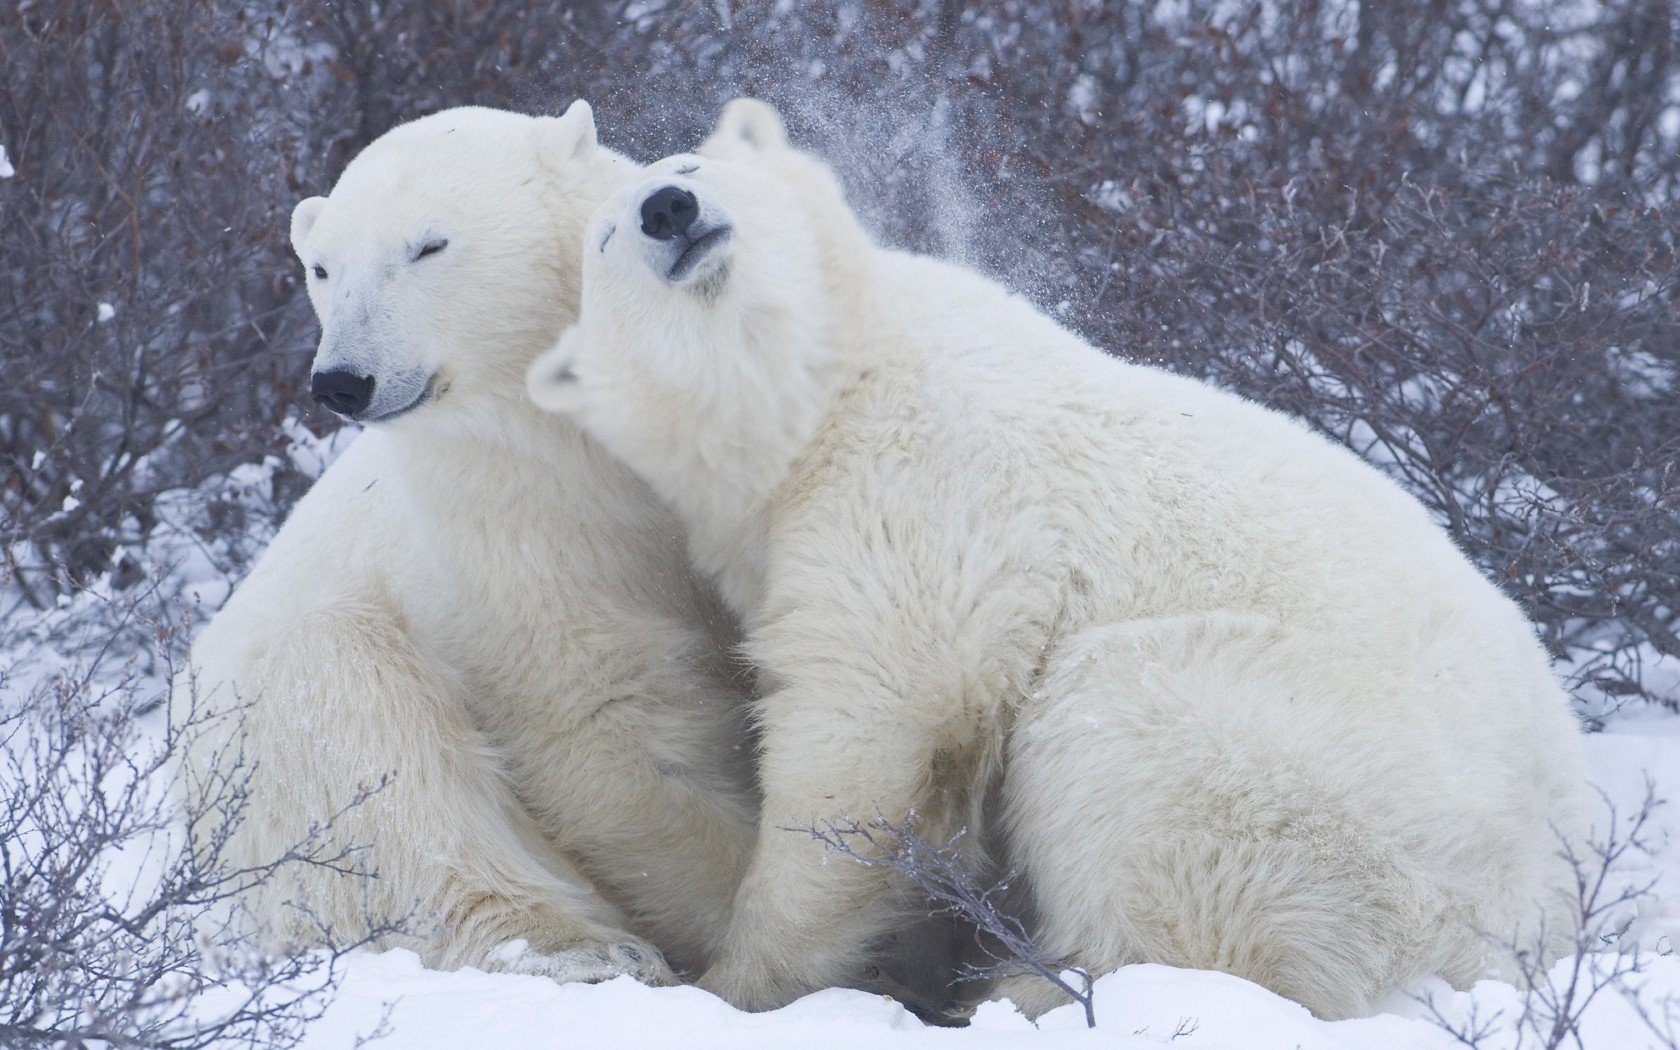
<box><xmin>1418</xmin><ymin>784</ymin><xmax>1680</xmax><ymax>1049</ymax></box>
<box><xmin>5</xmin><ymin>0</ymin><xmax>1676</xmax><ymax>709</ymax></box>
<box><xmin>0</xmin><ymin>2</ymin><xmax>343</xmax><ymax>603</ymax></box>
<box><xmin>0</xmin><ymin>580</ymin><xmax>400</xmax><ymax>1049</ymax></box>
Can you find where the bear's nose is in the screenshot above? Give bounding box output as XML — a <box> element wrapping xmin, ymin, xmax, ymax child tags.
<box><xmin>311</xmin><ymin>369</ymin><xmax>376</xmax><ymax>417</ymax></box>
<box><xmin>640</xmin><ymin>186</ymin><xmax>699</xmax><ymax>241</ymax></box>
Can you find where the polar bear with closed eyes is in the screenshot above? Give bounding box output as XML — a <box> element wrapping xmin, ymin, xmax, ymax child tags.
<box><xmin>179</xmin><ymin>102</ymin><xmax>758</xmax><ymax>986</ymax></box>
<box><xmin>527</xmin><ymin>99</ymin><xmax>1592</xmax><ymax>1019</ymax></box>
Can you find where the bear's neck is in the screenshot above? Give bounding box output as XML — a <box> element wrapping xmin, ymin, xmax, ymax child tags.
<box><xmin>394</xmin><ymin>386</ymin><xmax>635</xmax><ymax>517</ymax></box>
<box><xmin>641</xmin><ymin>274</ymin><xmax>881</xmax><ymax>623</ymax></box>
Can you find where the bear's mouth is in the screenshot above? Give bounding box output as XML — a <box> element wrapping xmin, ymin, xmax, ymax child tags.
<box><xmin>363</xmin><ymin>374</ymin><xmax>437</xmax><ymax>424</ymax></box>
<box><xmin>667</xmin><ymin>225</ymin><xmax>732</xmax><ymax>282</ymax></box>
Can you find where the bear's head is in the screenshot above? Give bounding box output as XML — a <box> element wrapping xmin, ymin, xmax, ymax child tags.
<box><xmin>526</xmin><ymin>100</ymin><xmax>876</xmax><ymax>580</ymax></box>
<box><xmin>291</xmin><ymin>101</ymin><xmax>631</xmax><ymax>431</ymax></box>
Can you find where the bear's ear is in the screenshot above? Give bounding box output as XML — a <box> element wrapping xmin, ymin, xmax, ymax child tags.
<box><xmin>290</xmin><ymin>196</ymin><xmax>327</xmax><ymax>256</ymax></box>
<box><xmin>702</xmin><ymin>97</ymin><xmax>788</xmax><ymax>157</ymax></box>
<box><xmin>526</xmin><ymin>328</ymin><xmax>589</xmax><ymax>418</ymax></box>
<box><xmin>537</xmin><ymin>99</ymin><xmax>599</xmax><ymax>169</ymax></box>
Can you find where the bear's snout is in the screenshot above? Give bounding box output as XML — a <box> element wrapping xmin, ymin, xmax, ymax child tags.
<box><xmin>640</xmin><ymin>186</ymin><xmax>699</xmax><ymax>241</ymax></box>
<box><xmin>311</xmin><ymin>368</ymin><xmax>376</xmax><ymax>417</ymax></box>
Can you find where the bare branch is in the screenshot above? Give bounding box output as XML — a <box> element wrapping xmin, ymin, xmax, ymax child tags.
<box><xmin>805</xmin><ymin>814</ymin><xmax>1096</xmax><ymax>1028</ymax></box>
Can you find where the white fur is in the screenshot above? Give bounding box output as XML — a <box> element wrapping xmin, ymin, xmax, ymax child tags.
<box><xmin>528</xmin><ymin>105</ymin><xmax>1593</xmax><ymax>1018</ymax></box>
<box><xmin>180</xmin><ymin>104</ymin><xmax>758</xmax><ymax>984</ymax></box>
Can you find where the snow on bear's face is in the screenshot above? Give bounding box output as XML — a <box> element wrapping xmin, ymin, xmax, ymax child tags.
<box><xmin>291</xmin><ymin>102</ymin><xmax>618</xmax><ymax>426</ymax></box>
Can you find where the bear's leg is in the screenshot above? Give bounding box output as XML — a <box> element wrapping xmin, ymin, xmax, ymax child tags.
<box><xmin>180</xmin><ymin>591</ymin><xmax>674</xmax><ymax>986</ymax></box>
<box><xmin>993</xmin><ymin>613</ymin><xmax>1485</xmax><ymax>1020</ymax></box>
<box><xmin>698</xmin><ymin>683</ymin><xmax>979</xmax><ymax>1011</ymax></box>
<box><xmin>511</xmin><ymin>667</ymin><xmax>759</xmax><ymax>975</ymax></box>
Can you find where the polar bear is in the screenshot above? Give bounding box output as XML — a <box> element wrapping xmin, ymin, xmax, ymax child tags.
<box><xmin>179</xmin><ymin>102</ymin><xmax>759</xmax><ymax>986</ymax></box>
<box><xmin>526</xmin><ymin>99</ymin><xmax>1592</xmax><ymax>1018</ymax></box>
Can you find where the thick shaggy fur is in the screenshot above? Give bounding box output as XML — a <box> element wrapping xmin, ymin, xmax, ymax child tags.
<box><xmin>179</xmin><ymin>104</ymin><xmax>757</xmax><ymax>984</ymax></box>
<box><xmin>527</xmin><ymin>99</ymin><xmax>1592</xmax><ymax>1018</ymax></box>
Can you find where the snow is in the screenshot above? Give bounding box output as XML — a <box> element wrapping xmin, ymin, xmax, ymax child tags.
<box><xmin>0</xmin><ymin>143</ymin><xmax>13</xmax><ymax>179</ymax></box>
<box><xmin>1583</xmin><ymin>732</ymin><xmax>1680</xmax><ymax>946</ymax></box>
<box><xmin>291</xmin><ymin>940</ymin><xmax>1680</xmax><ymax>1049</ymax></box>
<box><xmin>1089</xmin><ymin>180</ymin><xmax>1133</xmax><ymax>214</ymax></box>
<box><xmin>1068</xmin><ymin>74</ymin><xmax>1099</xmax><ymax>125</ymax></box>
<box><xmin>10</xmin><ymin>672</ymin><xmax>1678</xmax><ymax>1050</ymax></box>
<box><xmin>280</xmin><ymin>706</ymin><xmax>1680</xmax><ymax>1049</ymax></box>
<box><xmin>1607</xmin><ymin>346</ymin><xmax>1678</xmax><ymax>397</ymax></box>
<box><xmin>97</xmin><ymin>301</ymin><xmax>115</xmax><ymax>322</ymax></box>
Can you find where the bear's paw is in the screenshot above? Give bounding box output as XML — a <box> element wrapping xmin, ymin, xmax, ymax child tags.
<box><xmin>487</xmin><ymin>934</ymin><xmax>677</xmax><ymax>987</ymax></box>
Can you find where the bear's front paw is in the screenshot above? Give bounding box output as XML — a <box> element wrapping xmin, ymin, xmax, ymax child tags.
<box><xmin>488</xmin><ymin>935</ymin><xmax>677</xmax><ymax>987</ymax></box>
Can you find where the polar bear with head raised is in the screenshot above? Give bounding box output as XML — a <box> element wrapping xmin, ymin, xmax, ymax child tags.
<box><xmin>529</xmin><ymin>98</ymin><xmax>1591</xmax><ymax>1018</ymax></box>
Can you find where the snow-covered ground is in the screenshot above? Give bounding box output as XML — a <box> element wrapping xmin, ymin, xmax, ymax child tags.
<box><xmin>5</xmin><ymin>425</ymin><xmax>1677</xmax><ymax>1049</ymax></box>
<box><xmin>288</xmin><ymin>720</ymin><xmax>1680</xmax><ymax>1050</ymax></box>
<box><xmin>293</xmin><ymin>949</ymin><xmax>1680</xmax><ymax>1050</ymax></box>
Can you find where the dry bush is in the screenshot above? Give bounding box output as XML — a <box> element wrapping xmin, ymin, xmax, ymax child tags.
<box><xmin>0</xmin><ymin>582</ymin><xmax>400</xmax><ymax>1048</ymax></box>
<box><xmin>1419</xmin><ymin>784</ymin><xmax>1680</xmax><ymax>1049</ymax></box>
<box><xmin>3</xmin><ymin>0</ymin><xmax>1676</xmax><ymax>702</ymax></box>
<box><xmin>0</xmin><ymin>2</ymin><xmax>341</xmax><ymax>602</ymax></box>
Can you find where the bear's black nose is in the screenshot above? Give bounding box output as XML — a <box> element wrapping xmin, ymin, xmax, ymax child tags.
<box><xmin>640</xmin><ymin>186</ymin><xmax>698</xmax><ymax>241</ymax></box>
<box><xmin>311</xmin><ymin>369</ymin><xmax>376</xmax><ymax>417</ymax></box>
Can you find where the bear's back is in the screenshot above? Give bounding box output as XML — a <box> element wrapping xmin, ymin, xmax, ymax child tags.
<box><xmin>857</xmin><ymin>248</ymin><xmax>1540</xmax><ymax>665</ymax></box>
